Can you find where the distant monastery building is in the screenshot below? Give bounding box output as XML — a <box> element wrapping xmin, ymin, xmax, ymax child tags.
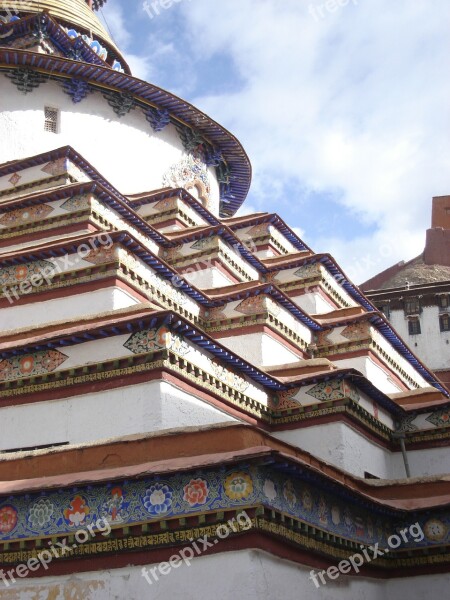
<box><xmin>0</xmin><ymin>2</ymin><xmax>449</xmax><ymax>598</ymax></box>
<box><xmin>363</xmin><ymin>197</ymin><xmax>450</xmax><ymax>391</ymax></box>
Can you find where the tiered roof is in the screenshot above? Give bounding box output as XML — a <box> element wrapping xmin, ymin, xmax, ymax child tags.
<box><xmin>1</xmin><ymin>145</ymin><xmax>450</xmax><ymax>578</ymax></box>
<box><xmin>1</xmin><ymin>3</ymin><xmax>450</xmax><ymax>587</ymax></box>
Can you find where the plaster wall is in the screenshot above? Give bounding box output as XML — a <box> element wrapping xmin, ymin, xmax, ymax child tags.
<box><xmin>0</xmin><ymin>79</ymin><xmax>221</xmax><ymax>212</ymax></box>
<box><xmin>390</xmin><ymin>306</ymin><xmax>450</xmax><ymax>371</ymax></box>
<box><xmin>182</xmin><ymin>265</ymin><xmax>234</xmax><ymax>288</ymax></box>
<box><xmin>0</xmin><ymin>287</ymin><xmax>139</xmax><ymax>331</ymax></box>
<box><xmin>0</xmin><ymin>229</ymin><xmax>93</xmax><ymax>255</ymax></box>
<box><xmin>275</xmin><ymin>421</ymin><xmax>450</xmax><ymax>478</ymax></box>
<box><xmin>333</xmin><ymin>356</ymin><xmax>404</xmax><ymax>394</ymax></box>
<box><xmin>290</xmin><ymin>290</ymin><xmax>336</xmax><ymax>314</ymax></box>
<box><xmin>275</xmin><ymin>422</ymin><xmax>394</xmax><ymax>478</ymax></box>
<box><xmin>390</xmin><ymin>446</ymin><xmax>450</xmax><ymax>478</ymax></box>
<box><xmin>1</xmin><ymin>549</ymin><xmax>446</xmax><ymax>600</ymax></box>
<box><xmin>218</xmin><ymin>331</ymin><xmax>301</xmax><ymax>368</ymax></box>
<box><xmin>0</xmin><ymin>380</ymin><xmax>235</xmax><ymax>450</ymax></box>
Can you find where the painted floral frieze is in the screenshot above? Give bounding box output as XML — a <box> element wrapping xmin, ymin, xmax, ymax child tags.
<box><xmin>143</xmin><ymin>483</ymin><xmax>173</xmax><ymax>517</ymax></box>
<box><xmin>0</xmin><ymin>465</ymin><xmax>449</xmax><ymax>552</ymax></box>
<box><xmin>64</xmin><ymin>496</ymin><xmax>90</xmax><ymax>528</ymax></box>
<box><xmin>183</xmin><ymin>478</ymin><xmax>209</xmax><ymax>507</ymax></box>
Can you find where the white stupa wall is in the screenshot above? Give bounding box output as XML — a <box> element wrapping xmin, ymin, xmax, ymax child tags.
<box><xmin>0</xmin><ymin>78</ymin><xmax>221</xmax><ymax>213</ymax></box>
<box><xmin>0</xmin><ymin>550</ymin><xmax>445</xmax><ymax>600</ymax></box>
<box><xmin>217</xmin><ymin>332</ymin><xmax>302</xmax><ymax>367</ymax></box>
<box><xmin>276</xmin><ymin>419</ymin><xmax>450</xmax><ymax>479</ymax></box>
<box><xmin>0</xmin><ymin>380</ymin><xmax>236</xmax><ymax>451</ymax></box>
<box><xmin>0</xmin><ymin>287</ymin><xmax>140</xmax><ymax>331</ymax></box>
<box><xmin>333</xmin><ymin>356</ymin><xmax>405</xmax><ymax>394</ymax></box>
<box><xmin>290</xmin><ymin>290</ymin><xmax>337</xmax><ymax>314</ymax></box>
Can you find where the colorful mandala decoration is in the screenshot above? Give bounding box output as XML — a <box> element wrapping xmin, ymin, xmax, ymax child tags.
<box><xmin>153</xmin><ymin>197</ymin><xmax>178</xmax><ymax>212</ymax></box>
<box><xmin>41</xmin><ymin>158</ymin><xmax>68</xmax><ymax>177</ymax></box>
<box><xmin>0</xmin><ymin>506</ymin><xmax>18</xmax><ymax>534</ymax></box>
<box><xmin>8</xmin><ymin>172</ymin><xmax>21</xmax><ymax>187</ymax></box>
<box><xmin>64</xmin><ymin>496</ymin><xmax>90</xmax><ymax>527</ymax></box>
<box><xmin>235</xmin><ymin>296</ymin><xmax>266</xmax><ymax>316</ymax></box>
<box><xmin>426</xmin><ymin>409</ymin><xmax>450</xmax><ymax>428</ymax></box>
<box><xmin>124</xmin><ymin>326</ymin><xmax>190</xmax><ymax>357</ymax></box>
<box><xmin>183</xmin><ymin>479</ymin><xmax>209</xmax><ymax>507</ymax></box>
<box><xmin>0</xmin><ymin>259</ymin><xmax>56</xmax><ymax>288</ymax></box>
<box><xmin>28</xmin><ymin>498</ymin><xmax>54</xmax><ymax>530</ymax></box>
<box><xmin>424</xmin><ymin>519</ymin><xmax>448</xmax><ymax>542</ymax></box>
<box><xmin>162</xmin><ymin>155</ymin><xmax>211</xmax><ymax>207</ymax></box>
<box><xmin>224</xmin><ymin>472</ymin><xmax>253</xmax><ymax>501</ymax></box>
<box><xmin>271</xmin><ymin>389</ymin><xmax>301</xmax><ymax>411</ymax></box>
<box><xmin>190</xmin><ymin>237</ymin><xmax>216</xmax><ymax>252</ymax></box>
<box><xmin>306</xmin><ymin>379</ymin><xmax>358</xmax><ymax>402</ymax></box>
<box><xmin>293</xmin><ymin>264</ymin><xmax>321</xmax><ymax>280</ymax></box>
<box><xmin>341</xmin><ymin>321</ymin><xmax>371</xmax><ymax>341</ymax></box>
<box><xmin>205</xmin><ymin>306</ymin><xmax>228</xmax><ymax>321</ymax></box>
<box><xmin>397</xmin><ymin>414</ymin><xmax>419</xmax><ymax>433</ymax></box>
<box><xmin>0</xmin><ymin>349</ymin><xmax>68</xmax><ymax>382</ymax></box>
<box><xmin>143</xmin><ymin>483</ymin><xmax>173</xmax><ymax>517</ymax></box>
<box><xmin>247</xmin><ymin>223</ymin><xmax>271</xmax><ymax>238</ymax></box>
<box><xmin>0</xmin><ymin>204</ymin><xmax>54</xmax><ymax>227</ymax></box>
<box><xmin>60</xmin><ymin>195</ymin><xmax>91</xmax><ymax>212</ymax></box>
<box><xmin>82</xmin><ymin>246</ymin><xmax>116</xmax><ymax>265</ymax></box>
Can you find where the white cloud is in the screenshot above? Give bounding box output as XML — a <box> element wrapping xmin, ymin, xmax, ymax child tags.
<box><xmin>98</xmin><ymin>0</ymin><xmax>153</xmax><ymax>80</ymax></box>
<box><xmin>174</xmin><ymin>0</ymin><xmax>450</xmax><ymax>281</ymax></box>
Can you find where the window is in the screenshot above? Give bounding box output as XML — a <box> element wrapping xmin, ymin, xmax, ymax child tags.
<box><xmin>408</xmin><ymin>318</ymin><xmax>421</xmax><ymax>335</ymax></box>
<box><xmin>440</xmin><ymin>314</ymin><xmax>450</xmax><ymax>332</ymax></box>
<box><xmin>1</xmin><ymin>441</ymin><xmax>68</xmax><ymax>454</ymax></box>
<box><xmin>380</xmin><ymin>304</ymin><xmax>390</xmax><ymax>320</ymax></box>
<box><xmin>405</xmin><ymin>297</ymin><xmax>420</xmax><ymax>315</ymax></box>
<box><xmin>44</xmin><ymin>107</ymin><xmax>59</xmax><ymax>133</ymax></box>
<box><xmin>364</xmin><ymin>472</ymin><xmax>380</xmax><ymax>480</ymax></box>
<box><xmin>438</xmin><ymin>294</ymin><xmax>449</xmax><ymax>311</ymax></box>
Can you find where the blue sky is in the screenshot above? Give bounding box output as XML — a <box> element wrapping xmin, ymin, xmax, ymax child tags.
<box><xmin>100</xmin><ymin>0</ymin><xmax>450</xmax><ymax>283</ymax></box>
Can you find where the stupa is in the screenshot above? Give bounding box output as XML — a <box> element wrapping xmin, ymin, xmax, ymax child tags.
<box><xmin>0</xmin><ymin>2</ymin><xmax>449</xmax><ymax>598</ymax></box>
